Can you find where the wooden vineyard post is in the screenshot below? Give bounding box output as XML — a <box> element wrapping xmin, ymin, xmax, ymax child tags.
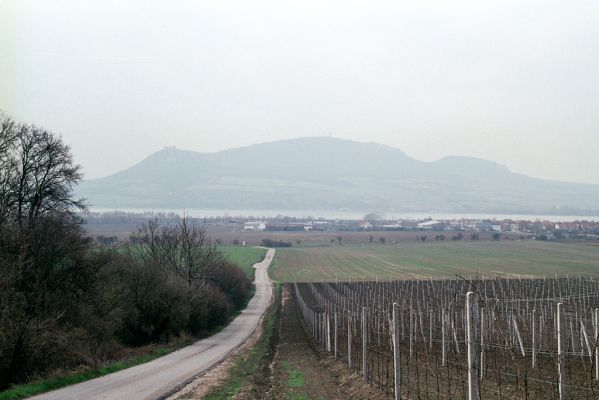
<box><xmin>513</xmin><ymin>315</ymin><xmax>525</xmax><ymax>357</ymax></box>
<box><xmin>480</xmin><ymin>306</ymin><xmax>485</xmax><ymax>380</ymax></box>
<box><xmin>362</xmin><ymin>306</ymin><xmax>368</xmax><ymax>381</ymax></box>
<box><xmin>442</xmin><ymin>310</ymin><xmax>447</xmax><ymax>367</ymax></box>
<box><xmin>596</xmin><ymin>308</ymin><xmax>599</xmax><ymax>381</ymax></box>
<box><xmin>557</xmin><ymin>303</ymin><xmax>567</xmax><ymax>400</ymax></box>
<box><xmin>317</xmin><ymin>313</ymin><xmax>321</xmax><ymax>348</ymax></box>
<box><xmin>323</xmin><ymin>313</ymin><xmax>328</xmax><ymax>351</ymax></box>
<box><xmin>429</xmin><ymin>308</ymin><xmax>433</xmax><ymax>349</ymax></box>
<box><xmin>334</xmin><ymin>312</ymin><xmax>338</xmax><ymax>358</ymax></box>
<box><xmin>326</xmin><ymin>313</ymin><xmax>331</xmax><ymax>352</ymax></box>
<box><xmin>348</xmin><ymin>312</ymin><xmax>352</xmax><ymax>369</ymax></box>
<box><xmin>310</xmin><ymin>310</ymin><xmax>316</xmax><ymax>340</ymax></box>
<box><xmin>532</xmin><ymin>309</ymin><xmax>537</xmax><ymax>368</ymax></box>
<box><xmin>393</xmin><ymin>303</ymin><xmax>401</xmax><ymax>400</ymax></box>
<box><xmin>409</xmin><ymin>310</ymin><xmax>414</xmax><ymax>358</ymax></box>
<box><xmin>466</xmin><ymin>292</ymin><xmax>479</xmax><ymax>400</ymax></box>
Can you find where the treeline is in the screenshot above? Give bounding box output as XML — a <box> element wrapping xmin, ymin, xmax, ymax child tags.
<box><xmin>0</xmin><ymin>113</ymin><xmax>250</xmax><ymax>389</ymax></box>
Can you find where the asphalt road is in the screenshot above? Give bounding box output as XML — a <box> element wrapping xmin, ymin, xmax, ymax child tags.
<box><xmin>31</xmin><ymin>248</ymin><xmax>275</xmax><ymax>400</ymax></box>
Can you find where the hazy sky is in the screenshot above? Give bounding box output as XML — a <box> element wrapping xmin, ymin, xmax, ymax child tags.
<box><xmin>1</xmin><ymin>0</ymin><xmax>598</xmax><ymax>183</ymax></box>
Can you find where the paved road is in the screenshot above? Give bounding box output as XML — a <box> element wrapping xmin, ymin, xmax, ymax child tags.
<box><xmin>32</xmin><ymin>248</ymin><xmax>275</xmax><ymax>400</ymax></box>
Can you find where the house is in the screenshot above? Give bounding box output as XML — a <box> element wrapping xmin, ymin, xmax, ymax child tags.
<box><xmin>474</xmin><ymin>221</ymin><xmax>493</xmax><ymax>231</ymax></box>
<box><xmin>244</xmin><ymin>221</ymin><xmax>266</xmax><ymax>231</ymax></box>
<box><xmin>358</xmin><ymin>220</ymin><xmax>373</xmax><ymax>230</ymax></box>
<box><xmin>417</xmin><ymin>220</ymin><xmax>445</xmax><ymax>231</ymax></box>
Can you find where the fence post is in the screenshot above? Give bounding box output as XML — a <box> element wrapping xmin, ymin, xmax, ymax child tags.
<box><xmin>362</xmin><ymin>306</ymin><xmax>368</xmax><ymax>381</ymax></box>
<box><xmin>557</xmin><ymin>302</ymin><xmax>566</xmax><ymax>400</ymax></box>
<box><xmin>466</xmin><ymin>292</ymin><xmax>479</xmax><ymax>400</ymax></box>
<box><xmin>393</xmin><ymin>303</ymin><xmax>401</xmax><ymax>400</ymax></box>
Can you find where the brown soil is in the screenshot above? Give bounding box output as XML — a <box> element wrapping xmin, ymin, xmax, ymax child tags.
<box><xmin>265</xmin><ymin>285</ymin><xmax>387</xmax><ymax>400</ymax></box>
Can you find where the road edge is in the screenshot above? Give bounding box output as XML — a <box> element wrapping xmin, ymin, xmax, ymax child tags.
<box><xmin>159</xmin><ymin>247</ymin><xmax>275</xmax><ymax>400</ymax></box>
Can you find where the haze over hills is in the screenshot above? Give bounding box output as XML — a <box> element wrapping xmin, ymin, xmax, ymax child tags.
<box><xmin>78</xmin><ymin>137</ymin><xmax>599</xmax><ymax>216</ymax></box>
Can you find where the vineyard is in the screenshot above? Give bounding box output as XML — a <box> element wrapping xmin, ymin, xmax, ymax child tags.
<box><xmin>292</xmin><ymin>276</ymin><xmax>599</xmax><ymax>399</ymax></box>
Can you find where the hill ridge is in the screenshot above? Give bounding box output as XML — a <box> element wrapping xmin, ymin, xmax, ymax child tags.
<box><xmin>78</xmin><ymin>137</ymin><xmax>599</xmax><ymax>215</ymax></box>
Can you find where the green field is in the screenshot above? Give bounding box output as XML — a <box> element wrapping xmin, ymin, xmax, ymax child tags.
<box><xmin>270</xmin><ymin>241</ymin><xmax>599</xmax><ymax>282</ymax></box>
<box><xmin>220</xmin><ymin>246</ymin><xmax>267</xmax><ymax>278</ymax></box>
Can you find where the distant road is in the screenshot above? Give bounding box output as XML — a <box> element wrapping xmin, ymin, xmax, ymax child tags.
<box><xmin>31</xmin><ymin>248</ymin><xmax>275</xmax><ymax>400</ymax></box>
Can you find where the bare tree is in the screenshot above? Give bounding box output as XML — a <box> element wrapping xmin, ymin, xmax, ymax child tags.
<box><xmin>0</xmin><ymin>112</ymin><xmax>85</xmax><ymax>226</ymax></box>
<box><xmin>129</xmin><ymin>217</ymin><xmax>223</xmax><ymax>291</ymax></box>
<box><xmin>129</xmin><ymin>218</ymin><xmax>178</xmax><ymax>267</ymax></box>
<box><xmin>0</xmin><ymin>114</ymin><xmax>18</xmax><ymax>222</ymax></box>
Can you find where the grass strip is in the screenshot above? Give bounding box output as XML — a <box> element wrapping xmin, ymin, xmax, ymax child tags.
<box><xmin>283</xmin><ymin>362</ymin><xmax>305</xmax><ymax>389</ymax></box>
<box><xmin>0</xmin><ymin>344</ymin><xmax>186</xmax><ymax>400</ymax></box>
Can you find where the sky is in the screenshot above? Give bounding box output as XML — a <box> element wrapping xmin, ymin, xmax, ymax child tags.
<box><xmin>1</xmin><ymin>0</ymin><xmax>598</xmax><ymax>183</ymax></box>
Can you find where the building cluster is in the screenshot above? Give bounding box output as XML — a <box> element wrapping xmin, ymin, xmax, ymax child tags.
<box><xmin>237</xmin><ymin>216</ymin><xmax>599</xmax><ymax>239</ymax></box>
<box><xmin>83</xmin><ymin>211</ymin><xmax>599</xmax><ymax>241</ymax></box>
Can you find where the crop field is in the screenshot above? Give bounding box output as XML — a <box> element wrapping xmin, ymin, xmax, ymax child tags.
<box><xmin>219</xmin><ymin>246</ymin><xmax>267</xmax><ymax>278</ymax></box>
<box><xmin>271</xmin><ymin>241</ymin><xmax>599</xmax><ymax>282</ymax></box>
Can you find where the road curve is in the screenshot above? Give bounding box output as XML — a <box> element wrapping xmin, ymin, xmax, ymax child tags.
<box><xmin>31</xmin><ymin>248</ymin><xmax>275</xmax><ymax>400</ymax></box>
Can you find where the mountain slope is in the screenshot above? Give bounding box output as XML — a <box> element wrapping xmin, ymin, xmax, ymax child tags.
<box><xmin>78</xmin><ymin>137</ymin><xmax>599</xmax><ymax>215</ymax></box>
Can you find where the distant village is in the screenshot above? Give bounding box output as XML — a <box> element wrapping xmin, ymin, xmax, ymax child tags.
<box><xmin>84</xmin><ymin>211</ymin><xmax>599</xmax><ymax>242</ymax></box>
<box><xmin>239</xmin><ymin>216</ymin><xmax>599</xmax><ymax>240</ymax></box>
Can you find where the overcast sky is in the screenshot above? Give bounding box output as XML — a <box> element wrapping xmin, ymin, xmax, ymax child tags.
<box><xmin>1</xmin><ymin>0</ymin><xmax>598</xmax><ymax>183</ymax></box>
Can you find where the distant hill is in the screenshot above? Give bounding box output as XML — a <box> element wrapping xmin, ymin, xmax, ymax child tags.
<box><xmin>78</xmin><ymin>137</ymin><xmax>599</xmax><ymax>215</ymax></box>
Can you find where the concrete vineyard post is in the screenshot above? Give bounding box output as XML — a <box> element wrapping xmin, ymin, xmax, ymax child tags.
<box><xmin>348</xmin><ymin>312</ymin><xmax>352</xmax><ymax>369</ymax></box>
<box><xmin>362</xmin><ymin>306</ymin><xmax>368</xmax><ymax>381</ymax></box>
<box><xmin>466</xmin><ymin>292</ymin><xmax>479</xmax><ymax>400</ymax></box>
<box><xmin>326</xmin><ymin>313</ymin><xmax>331</xmax><ymax>352</ymax></box>
<box><xmin>392</xmin><ymin>303</ymin><xmax>401</xmax><ymax>400</ymax></box>
<box><xmin>429</xmin><ymin>308</ymin><xmax>433</xmax><ymax>349</ymax></box>
<box><xmin>480</xmin><ymin>306</ymin><xmax>485</xmax><ymax>380</ymax></box>
<box><xmin>334</xmin><ymin>311</ymin><xmax>338</xmax><ymax>358</ymax></box>
<box><xmin>442</xmin><ymin>310</ymin><xmax>447</xmax><ymax>367</ymax></box>
<box><xmin>532</xmin><ymin>309</ymin><xmax>537</xmax><ymax>368</ymax></box>
<box><xmin>558</xmin><ymin>302</ymin><xmax>567</xmax><ymax>400</ymax></box>
<box><xmin>409</xmin><ymin>310</ymin><xmax>413</xmax><ymax>358</ymax></box>
<box><xmin>596</xmin><ymin>308</ymin><xmax>599</xmax><ymax>381</ymax></box>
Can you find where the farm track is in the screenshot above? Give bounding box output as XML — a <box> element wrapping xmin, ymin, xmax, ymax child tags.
<box><xmin>31</xmin><ymin>248</ymin><xmax>275</xmax><ymax>400</ymax></box>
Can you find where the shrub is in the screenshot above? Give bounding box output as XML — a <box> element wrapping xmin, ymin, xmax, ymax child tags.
<box><xmin>261</xmin><ymin>238</ymin><xmax>292</xmax><ymax>247</ymax></box>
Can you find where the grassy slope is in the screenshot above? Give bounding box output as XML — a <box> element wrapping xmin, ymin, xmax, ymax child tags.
<box><xmin>271</xmin><ymin>241</ymin><xmax>599</xmax><ymax>282</ymax></box>
<box><xmin>0</xmin><ymin>246</ymin><xmax>267</xmax><ymax>400</ymax></box>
